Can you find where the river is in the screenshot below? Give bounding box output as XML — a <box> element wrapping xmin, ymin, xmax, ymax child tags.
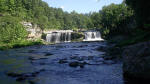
<box><xmin>0</xmin><ymin>42</ymin><xmax>124</xmax><ymax>84</ymax></box>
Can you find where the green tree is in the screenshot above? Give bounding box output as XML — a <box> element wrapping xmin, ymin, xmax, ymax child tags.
<box><xmin>0</xmin><ymin>15</ymin><xmax>27</xmax><ymax>43</ymax></box>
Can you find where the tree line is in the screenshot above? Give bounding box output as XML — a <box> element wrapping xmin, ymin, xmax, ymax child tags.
<box><xmin>91</xmin><ymin>0</ymin><xmax>150</xmax><ymax>40</ymax></box>
<box><xmin>0</xmin><ymin>0</ymin><xmax>149</xmax><ymax>44</ymax></box>
<box><xmin>0</xmin><ymin>0</ymin><xmax>93</xmax><ymax>30</ymax></box>
<box><xmin>0</xmin><ymin>0</ymin><xmax>93</xmax><ymax>43</ymax></box>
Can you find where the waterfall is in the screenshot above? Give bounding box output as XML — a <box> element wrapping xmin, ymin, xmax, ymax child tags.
<box><xmin>46</xmin><ymin>30</ymin><xmax>72</xmax><ymax>43</ymax></box>
<box><xmin>83</xmin><ymin>31</ymin><xmax>103</xmax><ymax>41</ymax></box>
<box><xmin>45</xmin><ymin>30</ymin><xmax>103</xmax><ymax>43</ymax></box>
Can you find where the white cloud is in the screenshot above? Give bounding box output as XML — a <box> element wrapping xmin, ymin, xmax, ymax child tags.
<box><xmin>60</xmin><ymin>6</ymin><xmax>64</xmax><ymax>9</ymax></box>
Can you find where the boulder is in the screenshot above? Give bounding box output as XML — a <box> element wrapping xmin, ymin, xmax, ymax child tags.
<box><xmin>6</xmin><ymin>69</ymin><xmax>45</xmax><ymax>81</ymax></box>
<box><xmin>69</xmin><ymin>61</ymin><xmax>80</xmax><ymax>67</ymax></box>
<box><xmin>7</xmin><ymin>72</ymin><xmax>23</xmax><ymax>77</ymax></box>
<box><xmin>123</xmin><ymin>41</ymin><xmax>150</xmax><ymax>79</ymax></box>
<box><xmin>28</xmin><ymin>50</ymin><xmax>35</xmax><ymax>53</ymax></box>
<box><xmin>44</xmin><ymin>53</ymin><xmax>53</xmax><ymax>56</ymax></box>
<box><xmin>59</xmin><ymin>59</ymin><xmax>68</xmax><ymax>64</ymax></box>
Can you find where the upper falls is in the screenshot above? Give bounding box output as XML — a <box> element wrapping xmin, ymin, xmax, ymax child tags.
<box><xmin>45</xmin><ymin>30</ymin><xmax>103</xmax><ymax>43</ymax></box>
<box><xmin>46</xmin><ymin>30</ymin><xmax>73</xmax><ymax>43</ymax></box>
<box><xmin>83</xmin><ymin>31</ymin><xmax>104</xmax><ymax>41</ymax></box>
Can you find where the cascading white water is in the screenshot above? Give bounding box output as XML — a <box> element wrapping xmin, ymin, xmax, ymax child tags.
<box><xmin>46</xmin><ymin>30</ymin><xmax>72</xmax><ymax>43</ymax></box>
<box><xmin>46</xmin><ymin>30</ymin><xmax>103</xmax><ymax>43</ymax></box>
<box><xmin>83</xmin><ymin>31</ymin><xmax>103</xmax><ymax>41</ymax></box>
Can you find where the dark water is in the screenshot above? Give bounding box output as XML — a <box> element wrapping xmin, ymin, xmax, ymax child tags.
<box><xmin>0</xmin><ymin>42</ymin><xmax>124</xmax><ymax>84</ymax></box>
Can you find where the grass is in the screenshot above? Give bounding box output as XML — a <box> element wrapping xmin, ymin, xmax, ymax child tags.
<box><xmin>0</xmin><ymin>39</ymin><xmax>43</xmax><ymax>50</ymax></box>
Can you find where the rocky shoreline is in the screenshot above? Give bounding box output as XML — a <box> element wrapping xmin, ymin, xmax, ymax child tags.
<box><xmin>99</xmin><ymin>41</ymin><xmax>150</xmax><ymax>83</ymax></box>
<box><xmin>3</xmin><ymin>41</ymin><xmax>150</xmax><ymax>83</ymax></box>
<box><xmin>2</xmin><ymin>42</ymin><xmax>123</xmax><ymax>84</ymax></box>
<box><xmin>123</xmin><ymin>41</ymin><xmax>150</xmax><ymax>81</ymax></box>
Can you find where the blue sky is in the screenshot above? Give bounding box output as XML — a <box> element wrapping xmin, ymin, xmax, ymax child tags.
<box><xmin>42</xmin><ymin>0</ymin><xmax>123</xmax><ymax>13</ymax></box>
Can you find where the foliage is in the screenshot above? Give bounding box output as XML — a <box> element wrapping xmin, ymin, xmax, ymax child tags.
<box><xmin>0</xmin><ymin>40</ymin><xmax>43</xmax><ymax>50</ymax></box>
<box><xmin>0</xmin><ymin>0</ymin><xmax>149</xmax><ymax>49</ymax></box>
<box><xmin>0</xmin><ymin>15</ymin><xmax>27</xmax><ymax>43</ymax></box>
<box><xmin>125</xmin><ymin>0</ymin><xmax>150</xmax><ymax>29</ymax></box>
<box><xmin>90</xmin><ymin>3</ymin><xmax>134</xmax><ymax>38</ymax></box>
<box><xmin>71</xmin><ymin>32</ymin><xmax>84</xmax><ymax>41</ymax></box>
<box><xmin>0</xmin><ymin>0</ymin><xmax>93</xmax><ymax>50</ymax></box>
<box><xmin>0</xmin><ymin>0</ymin><xmax>92</xmax><ymax>30</ymax></box>
<box><xmin>0</xmin><ymin>0</ymin><xmax>135</xmax><ymax>39</ymax></box>
<box><xmin>116</xmin><ymin>29</ymin><xmax>150</xmax><ymax>47</ymax></box>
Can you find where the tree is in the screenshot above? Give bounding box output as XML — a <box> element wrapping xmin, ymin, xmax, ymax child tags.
<box><xmin>90</xmin><ymin>12</ymin><xmax>102</xmax><ymax>29</ymax></box>
<box><xmin>90</xmin><ymin>3</ymin><xmax>134</xmax><ymax>37</ymax></box>
<box><xmin>126</xmin><ymin>0</ymin><xmax>150</xmax><ymax>29</ymax></box>
<box><xmin>0</xmin><ymin>15</ymin><xmax>27</xmax><ymax>43</ymax></box>
<box><xmin>0</xmin><ymin>0</ymin><xmax>8</xmax><ymax>12</ymax></box>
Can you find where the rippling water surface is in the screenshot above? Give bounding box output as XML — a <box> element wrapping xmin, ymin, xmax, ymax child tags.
<box><xmin>0</xmin><ymin>42</ymin><xmax>124</xmax><ymax>84</ymax></box>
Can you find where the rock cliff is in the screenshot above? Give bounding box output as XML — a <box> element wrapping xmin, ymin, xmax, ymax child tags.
<box><xmin>22</xmin><ymin>22</ymin><xmax>42</xmax><ymax>40</ymax></box>
<box><xmin>123</xmin><ymin>41</ymin><xmax>150</xmax><ymax>79</ymax></box>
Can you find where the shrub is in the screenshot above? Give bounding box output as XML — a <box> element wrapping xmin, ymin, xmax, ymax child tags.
<box><xmin>0</xmin><ymin>15</ymin><xmax>27</xmax><ymax>43</ymax></box>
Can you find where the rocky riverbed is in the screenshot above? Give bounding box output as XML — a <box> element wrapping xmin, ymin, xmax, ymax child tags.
<box><xmin>0</xmin><ymin>42</ymin><xmax>124</xmax><ymax>84</ymax></box>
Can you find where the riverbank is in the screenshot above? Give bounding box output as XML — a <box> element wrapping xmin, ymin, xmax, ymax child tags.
<box><xmin>102</xmin><ymin>30</ymin><xmax>150</xmax><ymax>60</ymax></box>
<box><xmin>0</xmin><ymin>40</ymin><xmax>43</xmax><ymax>50</ymax></box>
<box><xmin>123</xmin><ymin>41</ymin><xmax>150</xmax><ymax>81</ymax></box>
<box><xmin>103</xmin><ymin>31</ymin><xmax>150</xmax><ymax>83</ymax></box>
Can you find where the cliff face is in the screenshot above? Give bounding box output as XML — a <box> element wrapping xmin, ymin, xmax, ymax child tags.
<box><xmin>123</xmin><ymin>41</ymin><xmax>150</xmax><ymax>79</ymax></box>
<box><xmin>22</xmin><ymin>22</ymin><xmax>42</xmax><ymax>40</ymax></box>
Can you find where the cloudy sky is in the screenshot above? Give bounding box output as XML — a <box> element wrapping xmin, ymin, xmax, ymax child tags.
<box><xmin>42</xmin><ymin>0</ymin><xmax>123</xmax><ymax>13</ymax></box>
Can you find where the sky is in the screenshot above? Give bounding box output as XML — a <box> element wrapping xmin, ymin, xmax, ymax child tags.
<box><xmin>42</xmin><ymin>0</ymin><xmax>123</xmax><ymax>13</ymax></box>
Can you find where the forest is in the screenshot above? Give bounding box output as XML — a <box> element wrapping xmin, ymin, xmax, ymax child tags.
<box><xmin>0</xmin><ymin>0</ymin><xmax>150</xmax><ymax>84</ymax></box>
<box><xmin>0</xmin><ymin>0</ymin><xmax>150</xmax><ymax>47</ymax></box>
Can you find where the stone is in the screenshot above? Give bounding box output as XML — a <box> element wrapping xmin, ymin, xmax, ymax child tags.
<box><xmin>87</xmin><ymin>56</ymin><xmax>94</xmax><ymax>60</ymax></box>
<box><xmin>103</xmin><ymin>60</ymin><xmax>115</xmax><ymax>65</ymax></box>
<box><xmin>69</xmin><ymin>61</ymin><xmax>79</xmax><ymax>67</ymax></box>
<box><xmin>39</xmin><ymin>69</ymin><xmax>46</xmax><ymax>72</ymax></box>
<box><xmin>29</xmin><ymin>80</ymin><xmax>35</xmax><ymax>84</ymax></box>
<box><xmin>16</xmin><ymin>76</ymin><xmax>26</xmax><ymax>81</ymax></box>
<box><xmin>0</xmin><ymin>13</ymin><xmax>3</xmax><ymax>16</ymax></box>
<box><xmin>83</xmin><ymin>60</ymin><xmax>90</xmax><ymax>64</ymax></box>
<box><xmin>79</xmin><ymin>63</ymin><xmax>84</xmax><ymax>68</ymax></box>
<box><xmin>70</xmin><ymin>56</ymin><xmax>79</xmax><ymax>60</ymax></box>
<box><xmin>7</xmin><ymin>69</ymin><xmax>46</xmax><ymax>82</ymax></box>
<box><xmin>28</xmin><ymin>50</ymin><xmax>35</xmax><ymax>53</ymax></box>
<box><xmin>59</xmin><ymin>59</ymin><xmax>68</xmax><ymax>64</ymax></box>
<box><xmin>44</xmin><ymin>53</ymin><xmax>53</xmax><ymax>56</ymax></box>
<box><xmin>123</xmin><ymin>41</ymin><xmax>150</xmax><ymax>79</ymax></box>
<box><xmin>78</xmin><ymin>45</ymin><xmax>84</xmax><ymax>48</ymax></box>
<box><xmin>6</xmin><ymin>72</ymin><xmax>23</xmax><ymax>77</ymax></box>
<box><xmin>103</xmin><ymin>56</ymin><xmax>114</xmax><ymax>60</ymax></box>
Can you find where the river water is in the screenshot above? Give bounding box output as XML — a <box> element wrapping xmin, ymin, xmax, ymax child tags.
<box><xmin>0</xmin><ymin>42</ymin><xmax>124</xmax><ymax>84</ymax></box>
